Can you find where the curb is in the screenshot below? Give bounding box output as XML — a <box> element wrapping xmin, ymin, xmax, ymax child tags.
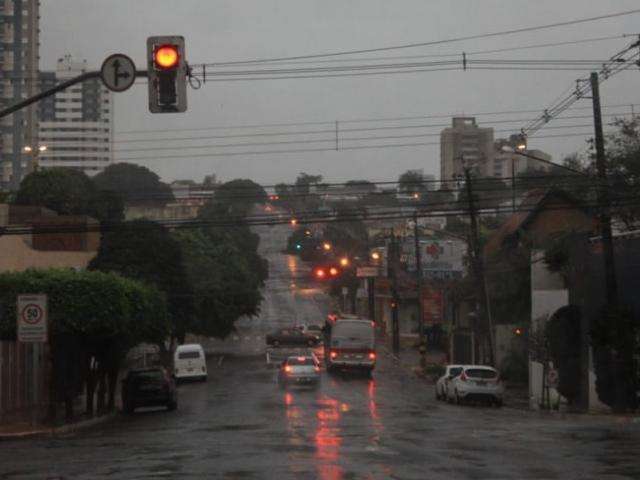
<box><xmin>0</xmin><ymin>412</ymin><xmax>117</xmax><ymax>442</ymax></box>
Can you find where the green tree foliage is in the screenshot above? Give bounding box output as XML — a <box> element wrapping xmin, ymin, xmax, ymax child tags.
<box><xmin>14</xmin><ymin>168</ymin><xmax>124</xmax><ymax>221</ymax></box>
<box><xmin>323</xmin><ymin>203</ymin><xmax>369</xmax><ymax>258</ymax></box>
<box><xmin>212</xmin><ymin>179</ymin><xmax>267</xmax><ymax>216</ymax></box>
<box><xmin>93</xmin><ymin>162</ymin><xmax>174</xmax><ymax>206</ymax></box>
<box><xmin>398</xmin><ymin>170</ymin><xmax>426</xmax><ymax>195</ymax></box>
<box><xmin>0</xmin><ymin>269</ymin><xmax>169</xmax><ymax>417</ymax></box>
<box><xmin>295</xmin><ymin>172</ymin><xmax>323</xmax><ymax>194</ymax></box>
<box><xmin>88</xmin><ymin>219</ymin><xmax>194</xmax><ymax>343</ymax></box>
<box><xmin>173</xmin><ymin>229</ymin><xmax>264</xmax><ymax>338</ymax></box>
<box><xmin>591</xmin><ymin>305</ymin><xmax>639</xmax><ymax>412</ymax></box>
<box><xmin>545</xmin><ymin>305</ymin><xmax>582</xmax><ymax>405</ymax></box>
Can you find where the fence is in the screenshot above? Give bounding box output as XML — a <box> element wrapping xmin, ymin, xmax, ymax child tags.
<box><xmin>0</xmin><ymin>341</ymin><xmax>49</xmax><ymax>425</ymax></box>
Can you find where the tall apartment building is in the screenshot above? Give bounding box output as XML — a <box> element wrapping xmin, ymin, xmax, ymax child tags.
<box><xmin>440</xmin><ymin>117</ymin><xmax>494</xmax><ymax>182</ymax></box>
<box><xmin>0</xmin><ymin>0</ymin><xmax>40</xmax><ymax>189</ymax></box>
<box><xmin>38</xmin><ymin>55</ymin><xmax>113</xmax><ymax>176</ymax></box>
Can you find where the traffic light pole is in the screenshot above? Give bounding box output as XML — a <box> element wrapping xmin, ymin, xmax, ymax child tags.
<box><xmin>0</xmin><ymin>71</ymin><xmax>149</xmax><ymax>119</ymax></box>
<box><xmin>389</xmin><ymin>233</ymin><xmax>401</xmax><ymax>355</ymax></box>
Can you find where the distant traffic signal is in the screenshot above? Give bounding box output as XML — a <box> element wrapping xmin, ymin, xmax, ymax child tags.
<box><xmin>147</xmin><ymin>36</ymin><xmax>187</xmax><ymax>113</ymax></box>
<box><xmin>313</xmin><ymin>265</ymin><xmax>341</xmax><ymax>280</ymax></box>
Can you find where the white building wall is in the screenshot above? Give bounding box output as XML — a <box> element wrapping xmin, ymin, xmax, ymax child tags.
<box><xmin>37</xmin><ymin>55</ymin><xmax>113</xmax><ymax>176</ymax></box>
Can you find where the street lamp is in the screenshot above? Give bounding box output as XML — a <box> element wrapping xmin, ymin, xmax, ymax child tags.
<box><xmin>339</xmin><ymin>257</ymin><xmax>349</xmax><ymax>267</ymax></box>
<box><xmin>371</xmin><ymin>251</ymin><xmax>381</xmax><ymax>261</ymax></box>
<box><xmin>322</xmin><ymin>242</ymin><xmax>332</xmax><ymax>251</ymax></box>
<box><xmin>23</xmin><ymin>145</ymin><xmax>47</xmax><ymax>172</ymax></box>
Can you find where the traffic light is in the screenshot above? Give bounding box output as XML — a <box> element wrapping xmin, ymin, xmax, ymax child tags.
<box><xmin>147</xmin><ymin>36</ymin><xmax>187</xmax><ymax>113</ymax></box>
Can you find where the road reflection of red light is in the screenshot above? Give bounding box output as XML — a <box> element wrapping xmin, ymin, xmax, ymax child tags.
<box><xmin>284</xmin><ymin>392</ymin><xmax>293</xmax><ymax>406</ymax></box>
<box><xmin>368</xmin><ymin>379</ymin><xmax>380</xmax><ymax>422</ymax></box>
<box><xmin>315</xmin><ymin>396</ymin><xmax>343</xmax><ymax>480</ymax></box>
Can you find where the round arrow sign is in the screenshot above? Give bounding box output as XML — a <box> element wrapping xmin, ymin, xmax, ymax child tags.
<box><xmin>100</xmin><ymin>54</ymin><xmax>136</xmax><ymax>92</ymax></box>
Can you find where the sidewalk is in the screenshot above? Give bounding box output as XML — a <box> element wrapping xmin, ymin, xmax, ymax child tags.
<box><xmin>0</xmin><ymin>412</ymin><xmax>116</xmax><ymax>441</ymax></box>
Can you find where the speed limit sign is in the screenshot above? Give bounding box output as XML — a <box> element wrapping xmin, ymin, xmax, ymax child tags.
<box><xmin>17</xmin><ymin>294</ymin><xmax>48</xmax><ymax>343</ymax></box>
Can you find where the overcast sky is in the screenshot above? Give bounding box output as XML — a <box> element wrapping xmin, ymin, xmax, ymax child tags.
<box><xmin>41</xmin><ymin>1</ymin><xmax>640</xmax><ymax>185</ymax></box>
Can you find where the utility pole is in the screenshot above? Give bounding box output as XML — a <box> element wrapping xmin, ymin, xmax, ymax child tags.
<box><xmin>388</xmin><ymin>233</ymin><xmax>400</xmax><ymax>355</ymax></box>
<box><xmin>463</xmin><ymin>167</ymin><xmax>495</xmax><ymax>365</ymax></box>
<box><xmin>413</xmin><ymin>211</ymin><xmax>425</xmax><ymax>344</ymax></box>
<box><xmin>590</xmin><ymin>71</ymin><xmax>626</xmax><ymax>410</ymax></box>
<box><xmin>590</xmin><ymin>72</ymin><xmax>618</xmax><ymax>308</ymax></box>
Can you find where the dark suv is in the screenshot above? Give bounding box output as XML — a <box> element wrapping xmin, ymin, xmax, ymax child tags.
<box><xmin>121</xmin><ymin>367</ymin><xmax>177</xmax><ymax>414</ymax></box>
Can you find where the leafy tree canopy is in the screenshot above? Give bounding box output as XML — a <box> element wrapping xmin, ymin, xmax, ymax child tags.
<box><xmin>0</xmin><ymin>269</ymin><xmax>169</xmax><ymax>345</ymax></box>
<box><xmin>212</xmin><ymin>179</ymin><xmax>267</xmax><ymax>216</ymax></box>
<box><xmin>88</xmin><ymin>219</ymin><xmax>194</xmax><ymax>342</ymax></box>
<box><xmin>14</xmin><ymin>168</ymin><xmax>124</xmax><ymax>222</ymax></box>
<box><xmin>398</xmin><ymin>170</ymin><xmax>427</xmax><ymax>194</ymax></box>
<box><xmin>93</xmin><ymin>162</ymin><xmax>174</xmax><ymax>206</ymax></box>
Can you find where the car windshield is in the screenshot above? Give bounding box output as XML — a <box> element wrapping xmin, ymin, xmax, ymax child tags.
<box><xmin>465</xmin><ymin>369</ymin><xmax>498</xmax><ymax>379</ymax></box>
<box><xmin>2</xmin><ymin>3</ymin><xmax>638</xmax><ymax>478</ymax></box>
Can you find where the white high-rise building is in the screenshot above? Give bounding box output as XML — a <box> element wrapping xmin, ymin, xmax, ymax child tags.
<box><xmin>38</xmin><ymin>55</ymin><xmax>113</xmax><ymax>176</ymax></box>
<box><xmin>0</xmin><ymin>0</ymin><xmax>41</xmax><ymax>189</ymax></box>
<box><xmin>440</xmin><ymin>117</ymin><xmax>495</xmax><ymax>182</ymax></box>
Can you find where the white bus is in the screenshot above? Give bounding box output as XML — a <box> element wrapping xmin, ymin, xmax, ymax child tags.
<box><xmin>326</xmin><ymin>318</ymin><xmax>376</xmax><ymax>375</ymax></box>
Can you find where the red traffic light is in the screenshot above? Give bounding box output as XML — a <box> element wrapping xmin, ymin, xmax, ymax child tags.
<box><xmin>154</xmin><ymin>45</ymin><xmax>180</xmax><ymax>70</ymax></box>
<box><xmin>315</xmin><ymin>268</ymin><xmax>326</xmax><ymax>279</ymax></box>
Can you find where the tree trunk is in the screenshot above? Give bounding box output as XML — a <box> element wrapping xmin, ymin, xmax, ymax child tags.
<box><xmin>96</xmin><ymin>369</ymin><xmax>107</xmax><ymax>414</ymax></box>
<box><xmin>85</xmin><ymin>360</ymin><xmax>97</xmax><ymax>416</ymax></box>
<box><xmin>107</xmin><ymin>362</ymin><xmax>119</xmax><ymax>411</ymax></box>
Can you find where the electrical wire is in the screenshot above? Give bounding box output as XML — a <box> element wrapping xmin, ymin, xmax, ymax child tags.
<box><xmin>206</xmin><ymin>9</ymin><xmax>640</xmax><ymax>66</ymax></box>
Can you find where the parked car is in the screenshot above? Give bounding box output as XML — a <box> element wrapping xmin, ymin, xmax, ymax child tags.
<box><xmin>447</xmin><ymin>365</ymin><xmax>504</xmax><ymax>406</ymax></box>
<box><xmin>174</xmin><ymin>344</ymin><xmax>207</xmax><ymax>382</ymax></box>
<box><xmin>266</xmin><ymin>327</ymin><xmax>319</xmax><ymax>347</ymax></box>
<box><xmin>435</xmin><ymin>364</ymin><xmax>465</xmax><ymax>401</ymax></box>
<box><xmin>121</xmin><ymin>367</ymin><xmax>177</xmax><ymax>414</ymax></box>
<box><xmin>301</xmin><ymin>324</ymin><xmax>323</xmax><ymax>342</ymax></box>
<box><xmin>278</xmin><ymin>355</ymin><xmax>321</xmax><ymax>387</ymax></box>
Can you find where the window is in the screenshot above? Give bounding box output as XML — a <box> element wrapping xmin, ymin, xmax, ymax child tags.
<box><xmin>178</xmin><ymin>351</ymin><xmax>200</xmax><ymax>360</ymax></box>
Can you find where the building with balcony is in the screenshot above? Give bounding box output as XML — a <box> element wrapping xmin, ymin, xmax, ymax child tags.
<box><xmin>37</xmin><ymin>55</ymin><xmax>113</xmax><ymax>176</ymax></box>
<box><xmin>0</xmin><ymin>0</ymin><xmax>40</xmax><ymax>189</ymax></box>
<box><xmin>440</xmin><ymin>117</ymin><xmax>495</xmax><ymax>182</ymax></box>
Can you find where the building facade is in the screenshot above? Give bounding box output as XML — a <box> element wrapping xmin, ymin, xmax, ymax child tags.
<box><xmin>440</xmin><ymin>117</ymin><xmax>494</xmax><ymax>182</ymax></box>
<box><xmin>38</xmin><ymin>55</ymin><xmax>113</xmax><ymax>176</ymax></box>
<box><xmin>0</xmin><ymin>0</ymin><xmax>40</xmax><ymax>189</ymax></box>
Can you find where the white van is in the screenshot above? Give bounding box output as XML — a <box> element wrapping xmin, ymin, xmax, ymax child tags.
<box><xmin>174</xmin><ymin>344</ymin><xmax>207</xmax><ymax>382</ymax></box>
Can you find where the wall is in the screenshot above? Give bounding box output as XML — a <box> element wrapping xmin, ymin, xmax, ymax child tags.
<box><xmin>0</xmin><ymin>235</ymin><xmax>97</xmax><ymax>272</ymax></box>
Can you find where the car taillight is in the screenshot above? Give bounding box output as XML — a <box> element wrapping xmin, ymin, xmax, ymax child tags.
<box><xmin>330</xmin><ymin>351</ymin><xmax>338</xmax><ymax>359</ymax></box>
<box><xmin>368</xmin><ymin>352</ymin><xmax>376</xmax><ymax>360</ymax></box>
<box><xmin>460</xmin><ymin>371</ymin><xmax>468</xmax><ymax>382</ymax></box>
<box><xmin>314</xmin><ymin>366</ymin><xmax>320</xmax><ymax>373</ymax></box>
<box><xmin>284</xmin><ymin>365</ymin><xmax>292</xmax><ymax>373</ymax></box>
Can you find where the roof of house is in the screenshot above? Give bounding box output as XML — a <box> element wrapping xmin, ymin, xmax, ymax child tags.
<box><xmin>484</xmin><ymin>188</ymin><xmax>591</xmax><ymax>256</ymax></box>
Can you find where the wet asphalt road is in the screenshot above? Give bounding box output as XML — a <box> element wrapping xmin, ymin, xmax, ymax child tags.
<box><xmin>1</xmin><ymin>221</ymin><xmax>640</xmax><ymax>479</ymax></box>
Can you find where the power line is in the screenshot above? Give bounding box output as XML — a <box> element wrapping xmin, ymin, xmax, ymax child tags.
<box><xmin>113</xmin><ymin>131</ymin><xmax>599</xmax><ymax>162</ymax></box>
<box><xmin>206</xmin><ymin>9</ymin><xmax>640</xmax><ymax>66</ymax></box>
<box><xmin>114</xmin><ymin>103</ymin><xmax>639</xmax><ymax>136</ymax></box>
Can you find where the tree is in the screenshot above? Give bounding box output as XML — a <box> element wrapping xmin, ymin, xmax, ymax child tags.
<box><xmin>14</xmin><ymin>168</ymin><xmax>124</xmax><ymax>222</ymax></box>
<box><xmin>295</xmin><ymin>172</ymin><xmax>323</xmax><ymax>194</ymax></box>
<box><xmin>93</xmin><ymin>162</ymin><xmax>174</xmax><ymax>206</ymax></box>
<box><xmin>545</xmin><ymin>305</ymin><xmax>582</xmax><ymax>405</ymax></box>
<box><xmin>0</xmin><ymin>269</ymin><xmax>168</xmax><ymax>418</ymax></box>
<box><xmin>212</xmin><ymin>179</ymin><xmax>267</xmax><ymax>216</ymax></box>
<box><xmin>88</xmin><ymin>219</ymin><xmax>194</xmax><ymax>347</ymax></box>
<box><xmin>398</xmin><ymin>170</ymin><xmax>426</xmax><ymax>195</ymax></box>
<box><xmin>173</xmin><ymin>229</ymin><xmax>264</xmax><ymax>338</ymax></box>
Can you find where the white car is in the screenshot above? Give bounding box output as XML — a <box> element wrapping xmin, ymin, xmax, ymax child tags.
<box><xmin>435</xmin><ymin>364</ymin><xmax>465</xmax><ymax>401</ymax></box>
<box><xmin>447</xmin><ymin>365</ymin><xmax>504</xmax><ymax>406</ymax></box>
